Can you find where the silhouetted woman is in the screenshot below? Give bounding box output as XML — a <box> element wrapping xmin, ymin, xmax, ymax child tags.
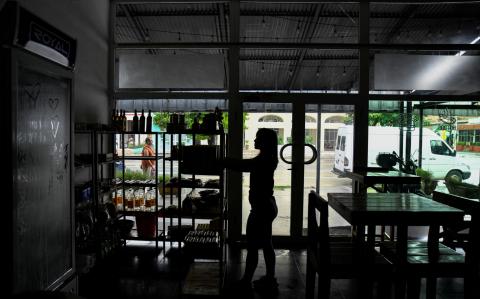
<box><xmin>223</xmin><ymin>128</ymin><xmax>279</xmax><ymax>292</ymax></box>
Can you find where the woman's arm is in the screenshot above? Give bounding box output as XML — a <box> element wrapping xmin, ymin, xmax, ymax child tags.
<box><xmin>221</xmin><ymin>157</ymin><xmax>256</xmax><ymax>172</ymax></box>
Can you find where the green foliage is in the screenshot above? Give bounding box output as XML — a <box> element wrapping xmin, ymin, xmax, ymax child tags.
<box><xmin>415</xmin><ymin>168</ymin><xmax>433</xmax><ymax>183</ymax></box>
<box><xmin>153</xmin><ymin>111</ymin><xmax>249</xmax><ymax>134</ymax></box>
<box><xmin>369</xmin><ymin>113</ymin><xmax>399</xmax><ymax>126</ymax></box>
<box><xmin>474</xmin><ymin>142</ymin><xmax>480</xmax><ymax>146</ymax></box>
<box><xmin>456</xmin><ymin>141</ymin><xmax>466</xmax><ymax>146</ymax></box>
<box><xmin>277</xmin><ymin>136</ymin><xmax>284</xmax><ymax>145</ymax></box>
<box><xmin>343</xmin><ymin>114</ymin><xmax>354</xmax><ymax>124</ymax></box>
<box><xmin>115</xmin><ymin>169</ymin><xmax>169</xmax><ymax>182</ymax></box>
<box><xmin>305</xmin><ymin>135</ymin><xmax>314</xmax><ymax>144</ymax></box>
<box><xmin>368</xmin><ymin>113</ymin><xmax>430</xmax><ymax>127</ymax></box>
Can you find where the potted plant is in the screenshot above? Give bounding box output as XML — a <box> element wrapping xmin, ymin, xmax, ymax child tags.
<box><xmin>445</xmin><ymin>176</ymin><xmax>480</xmax><ymax>199</ymax></box>
<box><xmin>473</xmin><ymin>142</ymin><xmax>480</xmax><ymax>152</ymax></box>
<box><xmin>456</xmin><ymin>141</ymin><xmax>465</xmax><ymax>151</ymax></box>
<box><xmin>415</xmin><ymin>168</ymin><xmax>438</xmax><ymax>195</ymax></box>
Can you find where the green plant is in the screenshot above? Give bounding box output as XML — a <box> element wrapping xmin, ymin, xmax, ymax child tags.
<box><xmin>416</xmin><ymin>168</ymin><xmax>438</xmax><ymax>195</ymax></box>
<box><xmin>115</xmin><ymin>169</ymin><xmax>169</xmax><ymax>182</ymax></box>
<box><xmin>416</xmin><ymin>168</ymin><xmax>433</xmax><ymax>183</ymax></box>
<box><xmin>456</xmin><ymin>141</ymin><xmax>465</xmax><ymax>146</ymax></box>
<box><xmin>305</xmin><ymin>135</ymin><xmax>314</xmax><ymax>144</ymax></box>
<box><xmin>474</xmin><ymin>142</ymin><xmax>480</xmax><ymax>146</ymax></box>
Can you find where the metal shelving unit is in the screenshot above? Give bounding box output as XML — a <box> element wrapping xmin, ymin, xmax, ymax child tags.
<box><xmin>115</xmin><ymin>132</ymin><xmax>165</xmax><ymax>251</ymax></box>
<box><xmin>74</xmin><ymin>129</ymin><xmax>120</xmax><ymax>273</ymax></box>
<box><xmin>162</xmin><ymin>128</ymin><xmax>227</xmax><ymax>296</ymax></box>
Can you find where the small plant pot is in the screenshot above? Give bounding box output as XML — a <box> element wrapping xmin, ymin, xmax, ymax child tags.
<box><xmin>421</xmin><ymin>180</ymin><xmax>438</xmax><ymax>195</ymax></box>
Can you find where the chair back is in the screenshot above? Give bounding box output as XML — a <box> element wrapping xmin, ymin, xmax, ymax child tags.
<box><xmin>308</xmin><ymin>191</ymin><xmax>330</xmax><ymax>264</ymax></box>
<box><xmin>433</xmin><ymin>191</ymin><xmax>479</xmax><ymax>214</ymax></box>
<box><xmin>433</xmin><ymin>191</ymin><xmax>478</xmax><ymax>254</ymax></box>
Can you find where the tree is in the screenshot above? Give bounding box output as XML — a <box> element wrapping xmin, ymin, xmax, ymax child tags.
<box><xmin>342</xmin><ymin>112</ymin><xmax>430</xmax><ymax>127</ymax></box>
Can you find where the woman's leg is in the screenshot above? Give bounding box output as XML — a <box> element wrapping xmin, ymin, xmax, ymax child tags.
<box><xmin>242</xmin><ymin>212</ymin><xmax>259</xmax><ymax>282</ymax></box>
<box><xmin>262</xmin><ymin>221</ymin><xmax>275</xmax><ymax>279</ymax></box>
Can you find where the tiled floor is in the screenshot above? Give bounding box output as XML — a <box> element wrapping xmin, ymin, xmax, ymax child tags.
<box><xmin>78</xmin><ymin>244</ymin><xmax>466</xmax><ymax>299</ymax></box>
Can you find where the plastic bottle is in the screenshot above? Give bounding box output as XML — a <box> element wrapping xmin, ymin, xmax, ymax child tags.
<box><xmin>139</xmin><ymin>109</ymin><xmax>145</xmax><ymax>133</ymax></box>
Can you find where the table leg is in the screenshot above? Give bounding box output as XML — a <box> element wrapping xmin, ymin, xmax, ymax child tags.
<box><xmin>394</xmin><ymin>225</ymin><xmax>408</xmax><ymax>299</ymax></box>
<box><xmin>367</xmin><ymin>225</ymin><xmax>376</xmax><ymax>248</ymax></box>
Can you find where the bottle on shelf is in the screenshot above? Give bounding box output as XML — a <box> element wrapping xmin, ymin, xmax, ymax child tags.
<box><xmin>133</xmin><ymin>109</ymin><xmax>139</xmax><ymax>132</ymax></box>
<box><xmin>122</xmin><ymin>110</ymin><xmax>127</xmax><ymax>132</ymax></box>
<box><xmin>179</xmin><ymin>113</ymin><xmax>185</xmax><ymax>129</ymax></box>
<box><xmin>146</xmin><ymin>110</ymin><xmax>152</xmax><ymax>133</ymax></box>
<box><xmin>139</xmin><ymin>109</ymin><xmax>146</xmax><ymax>133</ymax></box>
<box><xmin>215</xmin><ymin>107</ymin><xmax>223</xmax><ymax>130</ymax></box>
<box><xmin>192</xmin><ymin>114</ymin><xmax>200</xmax><ymax>130</ymax></box>
<box><xmin>114</xmin><ymin>110</ymin><xmax>120</xmax><ymax>130</ymax></box>
<box><xmin>111</xmin><ymin>109</ymin><xmax>116</xmax><ymax>129</ymax></box>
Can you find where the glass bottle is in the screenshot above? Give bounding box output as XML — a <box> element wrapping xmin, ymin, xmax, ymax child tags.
<box><xmin>146</xmin><ymin>110</ymin><xmax>152</xmax><ymax>133</ymax></box>
<box><xmin>111</xmin><ymin>109</ymin><xmax>116</xmax><ymax>128</ymax></box>
<box><xmin>133</xmin><ymin>109</ymin><xmax>139</xmax><ymax>132</ymax></box>
<box><xmin>115</xmin><ymin>110</ymin><xmax>120</xmax><ymax>130</ymax></box>
<box><xmin>122</xmin><ymin>110</ymin><xmax>127</xmax><ymax>131</ymax></box>
<box><xmin>139</xmin><ymin>109</ymin><xmax>146</xmax><ymax>133</ymax></box>
<box><xmin>135</xmin><ymin>189</ymin><xmax>145</xmax><ymax>211</ymax></box>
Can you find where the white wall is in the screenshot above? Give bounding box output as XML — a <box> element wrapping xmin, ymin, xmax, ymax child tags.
<box><xmin>16</xmin><ymin>0</ymin><xmax>110</xmax><ymax>123</ymax></box>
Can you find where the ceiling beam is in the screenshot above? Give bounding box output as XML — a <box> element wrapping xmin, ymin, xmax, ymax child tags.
<box><xmin>115</xmin><ymin>42</ymin><xmax>479</xmax><ymax>51</ymax></box>
<box><xmin>240</xmin><ymin>54</ymin><xmax>358</xmax><ymax>61</ymax></box>
<box><xmin>116</xmin><ymin>9</ymin><xmax>480</xmax><ymax>19</ymax></box>
<box><xmin>287</xmin><ymin>4</ymin><xmax>323</xmax><ymax>90</ymax></box>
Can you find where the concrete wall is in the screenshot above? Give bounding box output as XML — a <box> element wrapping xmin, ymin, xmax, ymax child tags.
<box><xmin>14</xmin><ymin>0</ymin><xmax>110</xmax><ymax>123</ymax></box>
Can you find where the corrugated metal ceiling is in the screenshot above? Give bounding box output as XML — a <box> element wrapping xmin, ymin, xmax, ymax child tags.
<box><xmin>114</xmin><ymin>2</ymin><xmax>480</xmax><ymax>92</ymax></box>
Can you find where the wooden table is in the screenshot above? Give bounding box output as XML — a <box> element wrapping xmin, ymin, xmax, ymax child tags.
<box><xmin>345</xmin><ymin>170</ymin><xmax>421</xmax><ymax>193</ymax></box>
<box><xmin>328</xmin><ymin>192</ymin><xmax>465</xmax><ymax>298</ymax></box>
<box><xmin>327</xmin><ymin>192</ymin><xmax>464</xmax><ymax>256</ymax></box>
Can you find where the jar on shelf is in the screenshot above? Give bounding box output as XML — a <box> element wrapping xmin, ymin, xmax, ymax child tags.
<box><xmin>134</xmin><ymin>189</ymin><xmax>145</xmax><ymax>211</ymax></box>
<box><xmin>145</xmin><ymin>189</ymin><xmax>155</xmax><ymax>211</ymax></box>
<box><xmin>112</xmin><ymin>191</ymin><xmax>123</xmax><ymax>209</ymax></box>
<box><xmin>126</xmin><ymin>189</ymin><xmax>134</xmax><ymax>210</ymax></box>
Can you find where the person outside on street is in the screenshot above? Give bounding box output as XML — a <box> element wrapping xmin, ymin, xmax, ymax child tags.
<box><xmin>140</xmin><ymin>137</ymin><xmax>155</xmax><ymax>178</ymax></box>
<box><xmin>221</xmin><ymin>128</ymin><xmax>279</xmax><ymax>294</ymax></box>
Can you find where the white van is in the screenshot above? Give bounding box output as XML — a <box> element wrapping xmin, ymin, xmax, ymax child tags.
<box><xmin>333</xmin><ymin>125</ymin><xmax>471</xmax><ymax>181</ymax></box>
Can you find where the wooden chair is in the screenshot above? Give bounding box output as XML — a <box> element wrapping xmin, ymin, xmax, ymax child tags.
<box><xmin>379</xmin><ymin>192</ymin><xmax>474</xmax><ymax>299</ymax></box>
<box><xmin>433</xmin><ymin>191</ymin><xmax>477</xmax><ymax>253</ymax></box>
<box><xmin>380</xmin><ymin>236</ymin><xmax>466</xmax><ymax>299</ymax></box>
<box><xmin>306</xmin><ymin>191</ymin><xmax>393</xmax><ymax>299</ymax></box>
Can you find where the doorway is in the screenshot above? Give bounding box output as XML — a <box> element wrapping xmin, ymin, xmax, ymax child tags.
<box><xmin>240</xmin><ymin>102</ymin><xmax>354</xmax><ymax>241</ymax></box>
